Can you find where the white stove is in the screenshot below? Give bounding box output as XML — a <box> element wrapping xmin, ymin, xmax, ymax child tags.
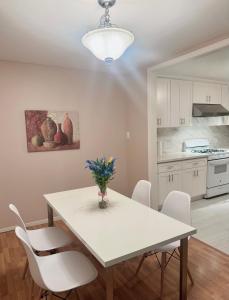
<box><xmin>183</xmin><ymin>139</ymin><xmax>229</xmax><ymax>198</ymax></box>
<box><xmin>190</xmin><ymin>148</ymin><xmax>229</xmax><ymax>161</ymax></box>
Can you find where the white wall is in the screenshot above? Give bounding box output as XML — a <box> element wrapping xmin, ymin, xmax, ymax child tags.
<box><xmin>0</xmin><ymin>62</ymin><xmax>129</xmax><ymax>229</ymax></box>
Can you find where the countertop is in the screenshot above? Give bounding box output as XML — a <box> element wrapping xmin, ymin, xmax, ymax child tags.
<box><xmin>157</xmin><ymin>152</ymin><xmax>208</xmax><ymax>164</ymax></box>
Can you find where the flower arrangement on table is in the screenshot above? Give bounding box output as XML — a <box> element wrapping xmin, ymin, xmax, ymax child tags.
<box><xmin>85</xmin><ymin>157</ymin><xmax>116</xmax><ymax>208</ymax></box>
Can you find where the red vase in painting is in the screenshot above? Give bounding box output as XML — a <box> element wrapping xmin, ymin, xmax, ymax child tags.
<box><xmin>54</xmin><ymin>123</ymin><xmax>67</xmax><ymax>145</ymax></box>
<box><xmin>63</xmin><ymin>113</ymin><xmax>73</xmax><ymax>145</ymax></box>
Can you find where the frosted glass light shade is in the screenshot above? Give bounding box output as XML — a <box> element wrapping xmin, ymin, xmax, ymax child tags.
<box><xmin>82</xmin><ymin>27</ymin><xmax>134</xmax><ymax>63</ymax></box>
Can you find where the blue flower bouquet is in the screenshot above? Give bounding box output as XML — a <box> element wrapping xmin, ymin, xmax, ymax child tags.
<box><xmin>86</xmin><ymin>157</ymin><xmax>116</xmax><ymax>208</ymax></box>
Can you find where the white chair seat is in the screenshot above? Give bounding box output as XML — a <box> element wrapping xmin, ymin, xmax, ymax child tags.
<box><xmin>155</xmin><ymin>240</ymin><xmax>180</xmax><ymax>253</ymax></box>
<box><xmin>38</xmin><ymin>250</ymin><xmax>98</xmax><ymax>293</ymax></box>
<box><xmin>27</xmin><ymin>227</ymin><xmax>72</xmax><ymax>252</ymax></box>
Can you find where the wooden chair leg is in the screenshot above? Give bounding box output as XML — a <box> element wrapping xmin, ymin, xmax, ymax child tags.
<box><xmin>74</xmin><ymin>289</ymin><xmax>81</xmax><ymax>300</ymax></box>
<box><xmin>135</xmin><ymin>254</ymin><xmax>146</xmax><ymax>275</ymax></box>
<box><xmin>23</xmin><ymin>258</ymin><xmax>29</xmax><ymax>279</ymax></box>
<box><xmin>187</xmin><ymin>267</ymin><xmax>194</xmax><ymax>285</ymax></box>
<box><xmin>160</xmin><ymin>252</ymin><xmax>166</xmax><ymax>299</ymax></box>
<box><xmin>28</xmin><ymin>277</ymin><xmax>34</xmax><ymax>299</ymax></box>
<box><xmin>37</xmin><ymin>288</ymin><xmax>43</xmax><ymax>300</ymax></box>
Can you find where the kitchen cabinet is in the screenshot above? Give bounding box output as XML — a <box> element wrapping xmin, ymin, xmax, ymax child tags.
<box><xmin>157</xmin><ymin>78</ymin><xmax>192</xmax><ymax>128</ymax></box>
<box><xmin>193</xmin><ymin>81</ymin><xmax>221</xmax><ymax>104</ymax></box>
<box><xmin>221</xmin><ymin>84</ymin><xmax>229</xmax><ymax>110</ymax></box>
<box><xmin>170</xmin><ymin>79</ymin><xmax>192</xmax><ymax>127</ymax></box>
<box><xmin>193</xmin><ymin>82</ymin><xmax>208</xmax><ymax>104</ymax></box>
<box><xmin>156</xmin><ymin>78</ymin><xmax>170</xmax><ymax>128</ymax></box>
<box><xmin>208</xmin><ymin>83</ymin><xmax>221</xmax><ymax>104</ymax></box>
<box><xmin>158</xmin><ymin>158</ymin><xmax>207</xmax><ymax>206</ymax></box>
<box><xmin>156</xmin><ymin>77</ymin><xmax>225</xmax><ymax>129</ymax></box>
<box><xmin>170</xmin><ymin>79</ymin><xmax>180</xmax><ymax>127</ymax></box>
<box><xmin>158</xmin><ymin>171</ymin><xmax>181</xmax><ymax>206</ymax></box>
<box><xmin>182</xmin><ymin>167</ymin><xmax>207</xmax><ymax>197</ymax></box>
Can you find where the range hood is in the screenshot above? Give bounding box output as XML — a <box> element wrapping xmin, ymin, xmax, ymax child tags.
<box><xmin>192</xmin><ymin>104</ymin><xmax>229</xmax><ymax>117</ymax></box>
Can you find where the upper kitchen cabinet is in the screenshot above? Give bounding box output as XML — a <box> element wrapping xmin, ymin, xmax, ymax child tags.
<box><xmin>208</xmin><ymin>83</ymin><xmax>221</xmax><ymax>104</ymax></box>
<box><xmin>156</xmin><ymin>78</ymin><xmax>192</xmax><ymax>128</ymax></box>
<box><xmin>193</xmin><ymin>81</ymin><xmax>221</xmax><ymax>104</ymax></box>
<box><xmin>221</xmin><ymin>84</ymin><xmax>229</xmax><ymax>110</ymax></box>
<box><xmin>156</xmin><ymin>78</ymin><xmax>170</xmax><ymax>128</ymax></box>
<box><xmin>170</xmin><ymin>79</ymin><xmax>192</xmax><ymax>127</ymax></box>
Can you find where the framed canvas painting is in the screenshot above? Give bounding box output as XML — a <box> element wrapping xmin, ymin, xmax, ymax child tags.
<box><xmin>25</xmin><ymin>110</ymin><xmax>80</xmax><ymax>152</ymax></box>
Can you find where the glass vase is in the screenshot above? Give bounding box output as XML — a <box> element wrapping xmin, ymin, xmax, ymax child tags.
<box><xmin>98</xmin><ymin>188</ymin><xmax>108</xmax><ymax>209</ymax></box>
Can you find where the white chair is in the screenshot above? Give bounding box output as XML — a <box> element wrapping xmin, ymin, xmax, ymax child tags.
<box><xmin>9</xmin><ymin>204</ymin><xmax>72</xmax><ymax>278</ymax></box>
<box><xmin>136</xmin><ymin>191</ymin><xmax>194</xmax><ymax>298</ymax></box>
<box><xmin>15</xmin><ymin>226</ymin><xmax>98</xmax><ymax>300</ymax></box>
<box><xmin>132</xmin><ymin>180</ymin><xmax>151</xmax><ymax>207</ymax></box>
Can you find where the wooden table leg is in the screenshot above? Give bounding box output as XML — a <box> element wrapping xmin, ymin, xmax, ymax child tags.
<box><xmin>180</xmin><ymin>237</ymin><xmax>188</xmax><ymax>300</ymax></box>
<box><xmin>47</xmin><ymin>204</ymin><xmax>54</xmax><ymax>227</ymax></box>
<box><xmin>106</xmin><ymin>267</ymin><xmax>114</xmax><ymax>300</ymax></box>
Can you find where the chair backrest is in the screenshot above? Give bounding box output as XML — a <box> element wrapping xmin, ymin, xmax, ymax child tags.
<box><xmin>15</xmin><ymin>226</ymin><xmax>46</xmax><ymax>289</ymax></box>
<box><xmin>132</xmin><ymin>180</ymin><xmax>151</xmax><ymax>207</ymax></box>
<box><xmin>9</xmin><ymin>204</ymin><xmax>27</xmax><ymax>231</ymax></box>
<box><xmin>161</xmin><ymin>191</ymin><xmax>191</xmax><ymax>225</ymax></box>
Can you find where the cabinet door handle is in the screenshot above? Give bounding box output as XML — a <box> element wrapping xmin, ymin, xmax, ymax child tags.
<box><xmin>180</xmin><ymin>118</ymin><xmax>185</xmax><ymax>125</ymax></box>
<box><xmin>157</xmin><ymin>118</ymin><xmax>161</xmax><ymax>126</ymax></box>
<box><xmin>209</xmin><ymin>96</ymin><xmax>211</xmax><ymax>103</ymax></box>
<box><xmin>168</xmin><ymin>174</ymin><xmax>171</xmax><ymax>182</ymax></box>
<box><xmin>193</xmin><ymin>170</ymin><xmax>196</xmax><ymax>176</ymax></box>
<box><xmin>197</xmin><ymin>170</ymin><xmax>199</xmax><ymax>176</ymax></box>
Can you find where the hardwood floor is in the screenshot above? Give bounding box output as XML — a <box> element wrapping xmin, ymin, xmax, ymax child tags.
<box><xmin>0</xmin><ymin>221</ymin><xmax>229</xmax><ymax>300</ymax></box>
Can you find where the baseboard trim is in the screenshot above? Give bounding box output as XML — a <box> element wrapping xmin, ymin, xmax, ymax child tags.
<box><xmin>0</xmin><ymin>216</ymin><xmax>61</xmax><ymax>233</ymax></box>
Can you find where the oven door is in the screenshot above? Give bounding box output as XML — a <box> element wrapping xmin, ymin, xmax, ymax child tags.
<box><xmin>207</xmin><ymin>158</ymin><xmax>229</xmax><ymax>188</ymax></box>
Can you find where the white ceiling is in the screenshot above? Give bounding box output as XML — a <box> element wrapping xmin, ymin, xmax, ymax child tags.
<box><xmin>0</xmin><ymin>0</ymin><xmax>229</xmax><ymax>72</ymax></box>
<box><xmin>159</xmin><ymin>46</ymin><xmax>229</xmax><ymax>81</ymax></box>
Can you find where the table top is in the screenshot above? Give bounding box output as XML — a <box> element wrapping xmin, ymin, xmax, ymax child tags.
<box><xmin>44</xmin><ymin>186</ymin><xmax>196</xmax><ymax>267</ymax></box>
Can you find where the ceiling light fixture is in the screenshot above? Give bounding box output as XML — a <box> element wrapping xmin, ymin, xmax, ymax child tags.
<box><xmin>82</xmin><ymin>0</ymin><xmax>134</xmax><ymax>63</ymax></box>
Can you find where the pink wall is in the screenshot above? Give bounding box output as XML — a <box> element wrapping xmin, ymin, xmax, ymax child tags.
<box><xmin>0</xmin><ymin>62</ymin><xmax>129</xmax><ymax>229</ymax></box>
<box><xmin>126</xmin><ymin>71</ymin><xmax>148</xmax><ymax>194</ymax></box>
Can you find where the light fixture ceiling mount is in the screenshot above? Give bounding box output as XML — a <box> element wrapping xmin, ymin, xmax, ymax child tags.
<box><xmin>98</xmin><ymin>0</ymin><xmax>116</xmax><ymax>9</ymax></box>
<box><xmin>82</xmin><ymin>0</ymin><xmax>134</xmax><ymax>63</ymax></box>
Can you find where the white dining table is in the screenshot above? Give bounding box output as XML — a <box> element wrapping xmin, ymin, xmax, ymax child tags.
<box><xmin>44</xmin><ymin>186</ymin><xmax>196</xmax><ymax>300</ymax></box>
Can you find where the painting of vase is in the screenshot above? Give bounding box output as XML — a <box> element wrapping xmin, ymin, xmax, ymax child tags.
<box><xmin>25</xmin><ymin>110</ymin><xmax>80</xmax><ymax>152</ymax></box>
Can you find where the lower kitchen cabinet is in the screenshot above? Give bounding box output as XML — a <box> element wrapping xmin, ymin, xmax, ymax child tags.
<box><xmin>158</xmin><ymin>171</ymin><xmax>181</xmax><ymax>206</ymax></box>
<box><xmin>158</xmin><ymin>158</ymin><xmax>207</xmax><ymax>206</ymax></box>
<box><xmin>182</xmin><ymin>167</ymin><xmax>207</xmax><ymax>197</ymax></box>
